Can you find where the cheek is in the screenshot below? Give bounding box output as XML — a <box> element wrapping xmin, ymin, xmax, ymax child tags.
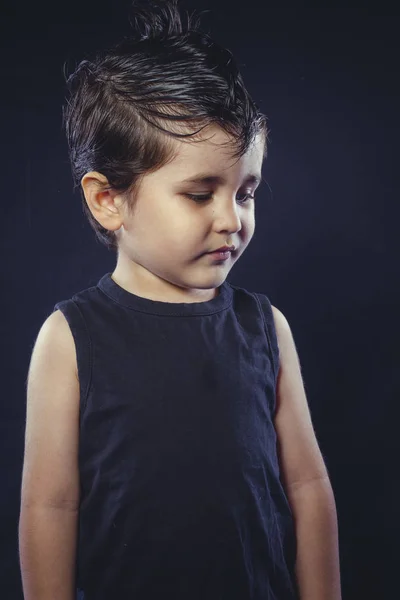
<box><xmin>156</xmin><ymin>206</ymin><xmax>197</xmax><ymax>250</ymax></box>
<box><xmin>242</xmin><ymin>210</ymin><xmax>255</xmax><ymax>235</ymax></box>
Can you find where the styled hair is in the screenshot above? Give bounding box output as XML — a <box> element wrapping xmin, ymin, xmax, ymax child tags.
<box><xmin>63</xmin><ymin>0</ymin><xmax>268</xmax><ymax>251</ymax></box>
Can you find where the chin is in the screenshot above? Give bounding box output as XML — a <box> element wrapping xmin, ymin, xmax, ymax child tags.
<box><xmin>195</xmin><ymin>271</ymin><xmax>231</xmax><ymax>290</ymax></box>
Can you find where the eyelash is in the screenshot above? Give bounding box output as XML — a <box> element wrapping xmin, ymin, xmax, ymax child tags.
<box><xmin>185</xmin><ymin>193</ymin><xmax>255</xmax><ymax>205</ymax></box>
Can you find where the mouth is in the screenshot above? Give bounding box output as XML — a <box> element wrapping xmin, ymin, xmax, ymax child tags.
<box><xmin>209</xmin><ymin>245</ymin><xmax>236</xmax><ymax>253</ymax></box>
<box><xmin>206</xmin><ymin>249</ymin><xmax>233</xmax><ymax>261</ymax></box>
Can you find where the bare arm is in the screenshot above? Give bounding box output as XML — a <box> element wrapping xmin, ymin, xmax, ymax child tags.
<box><xmin>286</xmin><ymin>476</ymin><xmax>341</xmax><ymax>600</ymax></box>
<box><xmin>19</xmin><ymin>310</ymin><xmax>81</xmax><ymax>600</ymax></box>
<box><xmin>272</xmin><ymin>306</ymin><xmax>342</xmax><ymax>600</ymax></box>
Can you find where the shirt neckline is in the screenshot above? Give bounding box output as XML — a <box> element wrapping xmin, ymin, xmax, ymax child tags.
<box><xmin>97</xmin><ymin>272</ymin><xmax>233</xmax><ymax>316</ymax></box>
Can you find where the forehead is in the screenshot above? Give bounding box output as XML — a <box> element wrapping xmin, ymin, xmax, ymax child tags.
<box><xmin>163</xmin><ymin>125</ymin><xmax>265</xmax><ymax>178</ymax></box>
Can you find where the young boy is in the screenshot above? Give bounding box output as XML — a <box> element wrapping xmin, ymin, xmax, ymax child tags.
<box><xmin>19</xmin><ymin>1</ymin><xmax>341</xmax><ymax>599</ymax></box>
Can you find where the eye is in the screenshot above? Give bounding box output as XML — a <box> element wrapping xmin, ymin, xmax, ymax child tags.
<box><xmin>185</xmin><ymin>193</ymin><xmax>213</xmax><ymax>203</ymax></box>
<box><xmin>185</xmin><ymin>193</ymin><xmax>255</xmax><ymax>205</ymax></box>
<box><xmin>237</xmin><ymin>192</ymin><xmax>255</xmax><ymax>205</ymax></box>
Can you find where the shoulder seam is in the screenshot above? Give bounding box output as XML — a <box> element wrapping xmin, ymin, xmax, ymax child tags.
<box><xmin>253</xmin><ymin>292</ymin><xmax>278</xmax><ymax>382</ymax></box>
<box><xmin>70</xmin><ymin>299</ymin><xmax>93</xmax><ymax>417</ymax></box>
<box><xmin>54</xmin><ymin>298</ymin><xmax>93</xmax><ymax>420</ymax></box>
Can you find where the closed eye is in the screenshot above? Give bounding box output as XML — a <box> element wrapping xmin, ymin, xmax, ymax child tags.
<box><xmin>185</xmin><ymin>192</ymin><xmax>255</xmax><ymax>205</ymax></box>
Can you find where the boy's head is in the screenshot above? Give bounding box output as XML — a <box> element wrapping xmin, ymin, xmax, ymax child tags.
<box><xmin>63</xmin><ymin>0</ymin><xmax>268</xmax><ymax>300</ymax></box>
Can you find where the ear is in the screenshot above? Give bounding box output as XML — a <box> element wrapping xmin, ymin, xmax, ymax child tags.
<box><xmin>81</xmin><ymin>171</ymin><xmax>125</xmax><ymax>232</ymax></box>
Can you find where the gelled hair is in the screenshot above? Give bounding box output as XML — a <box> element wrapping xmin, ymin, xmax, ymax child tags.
<box><xmin>63</xmin><ymin>0</ymin><xmax>268</xmax><ymax>251</ymax></box>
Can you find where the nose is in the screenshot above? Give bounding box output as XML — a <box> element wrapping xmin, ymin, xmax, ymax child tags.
<box><xmin>212</xmin><ymin>199</ymin><xmax>242</xmax><ymax>234</ymax></box>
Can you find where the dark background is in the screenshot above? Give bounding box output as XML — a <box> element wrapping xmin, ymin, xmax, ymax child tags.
<box><xmin>2</xmin><ymin>1</ymin><xmax>399</xmax><ymax>598</ymax></box>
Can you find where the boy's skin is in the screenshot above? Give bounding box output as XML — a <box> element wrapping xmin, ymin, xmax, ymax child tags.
<box><xmin>20</xmin><ymin>125</ymin><xmax>341</xmax><ymax>599</ymax></box>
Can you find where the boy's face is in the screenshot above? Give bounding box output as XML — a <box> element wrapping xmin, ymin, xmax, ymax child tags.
<box><xmin>112</xmin><ymin>125</ymin><xmax>264</xmax><ymax>303</ymax></box>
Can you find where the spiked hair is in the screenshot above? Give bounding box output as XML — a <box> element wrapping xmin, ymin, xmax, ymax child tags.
<box><xmin>63</xmin><ymin>0</ymin><xmax>268</xmax><ymax>250</ymax></box>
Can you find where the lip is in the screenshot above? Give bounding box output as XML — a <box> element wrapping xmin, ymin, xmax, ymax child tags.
<box><xmin>207</xmin><ymin>249</ymin><xmax>233</xmax><ymax>261</ymax></box>
<box><xmin>208</xmin><ymin>246</ymin><xmax>236</xmax><ymax>253</ymax></box>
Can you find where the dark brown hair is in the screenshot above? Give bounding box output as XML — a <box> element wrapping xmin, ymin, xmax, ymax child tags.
<box><xmin>63</xmin><ymin>0</ymin><xmax>268</xmax><ymax>251</ymax></box>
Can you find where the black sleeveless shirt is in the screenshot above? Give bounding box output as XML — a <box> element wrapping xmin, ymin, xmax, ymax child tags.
<box><xmin>54</xmin><ymin>273</ymin><xmax>298</xmax><ymax>600</ymax></box>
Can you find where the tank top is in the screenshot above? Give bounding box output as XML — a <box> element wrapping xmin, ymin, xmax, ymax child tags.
<box><xmin>54</xmin><ymin>273</ymin><xmax>298</xmax><ymax>600</ymax></box>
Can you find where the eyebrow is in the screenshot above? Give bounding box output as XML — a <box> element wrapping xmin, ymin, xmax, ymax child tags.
<box><xmin>179</xmin><ymin>173</ymin><xmax>262</xmax><ymax>186</ymax></box>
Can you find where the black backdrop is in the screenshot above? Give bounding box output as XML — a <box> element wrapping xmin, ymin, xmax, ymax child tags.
<box><xmin>2</xmin><ymin>1</ymin><xmax>399</xmax><ymax>598</ymax></box>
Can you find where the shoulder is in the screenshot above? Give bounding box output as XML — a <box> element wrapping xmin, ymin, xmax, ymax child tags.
<box><xmin>269</xmin><ymin>305</ymin><xmax>302</xmax><ymax>375</ymax></box>
<box><xmin>271</xmin><ymin>305</ymin><xmax>293</xmax><ymax>345</ymax></box>
<box><xmin>31</xmin><ymin>309</ymin><xmax>79</xmax><ymax>382</ymax></box>
<box><xmin>35</xmin><ymin>309</ymin><xmax>75</xmax><ymax>350</ymax></box>
<box><xmin>42</xmin><ymin>308</ymin><xmax>75</xmax><ymax>342</ymax></box>
<box><xmin>271</xmin><ymin>305</ymin><xmax>288</xmax><ymax>327</ymax></box>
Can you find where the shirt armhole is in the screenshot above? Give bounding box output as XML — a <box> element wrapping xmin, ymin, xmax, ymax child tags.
<box><xmin>53</xmin><ymin>299</ymin><xmax>92</xmax><ymax>419</ymax></box>
<box><xmin>254</xmin><ymin>293</ymin><xmax>280</xmax><ymax>385</ymax></box>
